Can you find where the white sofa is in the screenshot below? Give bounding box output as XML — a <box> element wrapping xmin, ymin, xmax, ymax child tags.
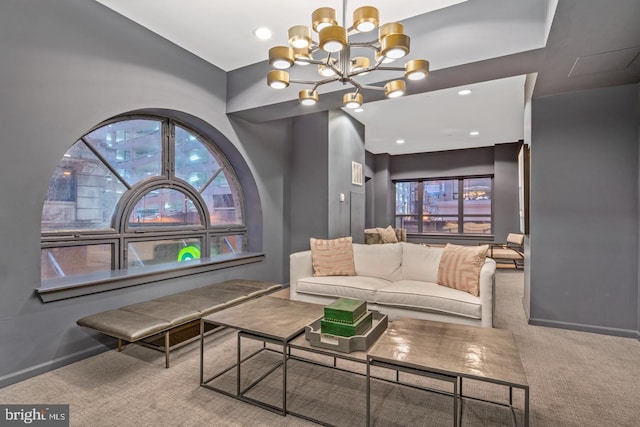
<box><xmin>289</xmin><ymin>242</ymin><xmax>496</xmax><ymax>327</ymax></box>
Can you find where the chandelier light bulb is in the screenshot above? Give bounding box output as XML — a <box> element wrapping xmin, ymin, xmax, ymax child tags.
<box><xmin>318</xmin><ymin>58</ymin><xmax>337</xmax><ymax>77</ymax></box>
<box><xmin>353</xmin><ymin>6</ymin><xmax>379</xmax><ymax>32</ymax></box>
<box><xmin>299</xmin><ymin>89</ymin><xmax>319</xmax><ymax>106</ymax></box>
<box><xmin>405</xmin><ymin>59</ymin><xmax>430</xmax><ymax>80</ymax></box>
<box><xmin>293</xmin><ymin>47</ymin><xmax>312</xmax><ymax>66</ymax></box>
<box><xmin>319</xmin><ymin>25</ymin><xmax>347</xmax><ymax>53</ymax></box>
<box><xmin>288</xmin><ymin>25</ymin><xmax>312</xmax><ymax>49</ymax></box>
<box><xmin>375</xmin><ymin>51</ymin><xmax>395</xmax><ymax>64</ymax></box>
<box><xmin>312</xmin><ymin>7</ymin><xmax>338</xmax><ymax>32</ymax></box>
<box><xmin>379</xmin><ymin>22</ymin><xmax>404</xmax><ymax>41</ymax></box>
<box><xmin>344</xmin><ymin>92</ymin><xmax>363</xmax><ymax>109</ymax></box>
<box><xmin>381</xmin><ymin>33</ymin><xmax>410</xmax><ymax>59</ymax></box>
<box><xmin>267</xmin><ymin>70</ymin><xmax>289</xmax><ymax>89</ymax></box>
<box><xmin>268</xmin><ymin>46</ymin><xmax>294</xmax><ymax>69</ymax></box>
<box><xmin>384</xmin><ymin>80</ymin><xmax>406</xmax><ymax>98</ymax></box>
<box><xmin>351</xmin><ymin>56</ymin><xmax>371</xmax><ymax>75</ymax></box>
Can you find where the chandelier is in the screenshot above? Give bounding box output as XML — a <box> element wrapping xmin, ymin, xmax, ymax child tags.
<box><xmin>266</xmin><ymin>2</ymin><xmax>430</xmax><ymax>109</ymax></box>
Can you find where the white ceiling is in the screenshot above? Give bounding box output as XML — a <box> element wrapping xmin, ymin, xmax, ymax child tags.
<box><xmin>355</xmin><ymin>75</ymin><xmax>526</xmax><ymax>155</ymax></box>
<box><xmin>95</xmin><ymin>0</ymin><xmax>543</xmax><ymax>154</ymax></box>
<box><xmin>95</xmin><ymin>0</ymin><xmax>468</xmax><ymax>71</ymax></box>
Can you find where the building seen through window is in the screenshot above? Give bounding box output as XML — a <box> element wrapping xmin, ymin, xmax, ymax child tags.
<box><xmin>395</xmin><ymin>177</ymin><xmax>492</xmax><ymax>234</ymax></box>
<box><xmin>41</xmin><ymin>116</ymin><xmax>246</xmax><ymax>283</ymax></box>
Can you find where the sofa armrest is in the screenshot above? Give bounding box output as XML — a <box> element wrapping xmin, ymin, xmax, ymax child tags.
<box><xmin>479</xmin><ymin>258</ymin><xmax>497</xmax><ymax>327</ymax></box>
<box><xmin>289</xmin><ymin>250</ymin><xmax>313</xmax><ymax>300</ymax></box>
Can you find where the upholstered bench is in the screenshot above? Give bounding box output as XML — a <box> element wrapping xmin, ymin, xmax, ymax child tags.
<box><xmin>77</xmin><ymin>279</ymin><xmax>282</xmax><ymax>367</ymax></box>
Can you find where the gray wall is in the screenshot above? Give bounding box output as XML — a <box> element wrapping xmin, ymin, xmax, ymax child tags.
<box><xmin>494</xmin><ymin>142</ymin><xmax>523</xmax><ymax>241</ymax></box>
<box><xmin>528</xmin><ymin>84</ymin><xmax>639</xmax><ymax>337</ymax></box>
<box><xmin>328</xmin><ymin>111</ymin><xmax>366</xmax><ymax>241</ymax></box>
<box><xmin>0</xmin><ymin>0</ymin><xmax>290</xmax><ymax>386</ymax></box>
<box><xmin>289</xmin><ymin>110</ymin><xmax>366</xmax><ymax>253</ymax></box>
<box><xmin>290</xmin><ymin>112</ymin><xmax>330</xmax><ymax>253</ymax></box>
<box><xmin>367</xmin><ymin>144</ymin><xmax>521</xmax><ymax>245</ymax></box>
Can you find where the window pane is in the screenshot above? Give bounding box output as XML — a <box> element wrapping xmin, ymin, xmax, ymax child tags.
<box><xmin>463</xmin><ymin>177</ymin><xmax>492</xmax><ymax>215</ymax></box>
<box><xmin>202</xmin><ymin>172</ymin><xmax>243</xmax><ymax>225</ymax></box>
<box><xmin>42</xmin><ymin>140</ymin><xmax>126</xmax><ymax>231</ymax></box>
<box><xmin>41</xmin><ymin>245</ymin><xmax>112</xmax><ymax>280</ymax></box>
<box><xmin>395</xmin><ymin>182</ymin><xmax>418</xmax><ymax>215</ymax></box>
<box><xmin>423</xmin><ymin>180</ymin><xmax>458</xmax><ymax>216</ymax></box>
<box><xmin>210</xmin><ymin>234</ymin><xmax>245</xmax><ymax>257</ymax></box>
<box><xmin>128</xmin><ymin>238</ymin><xmax>202</xmax><ymax>268</ymax></box>
<box><xmin>463</xmin><ymin>218</ymin><xmax>492</xmax><ymax>234</ymax></box>
<box><xmin>129</xmin><ymin>188</ymin><xmax>203</xmax><ymax>227</ymax></box>
<box><xmin>174</xmin><ymin>125</ymin><xmax>221</xmax><ymax>188</ymax></box>
<box><xmin>396</xmin><ymin>215</ymin><xmax>419</xmax><ymax>233</ymax></box>
<box><xmin>85</xmin><ymin>119</ymin><xmax>163</xmax><ymax>186</ymax></box>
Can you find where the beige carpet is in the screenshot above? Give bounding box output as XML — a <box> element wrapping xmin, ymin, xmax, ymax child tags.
<box><xmin>1</xmin><ymin>271</ymin><xmax>639</xmax><ymax>426</ymax></box>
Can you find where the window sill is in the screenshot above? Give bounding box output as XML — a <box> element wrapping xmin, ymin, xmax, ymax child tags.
<box><xmin>35</xmin><ymin>252</ymin><xmax>265</xmax><ymax>303</ymax></box>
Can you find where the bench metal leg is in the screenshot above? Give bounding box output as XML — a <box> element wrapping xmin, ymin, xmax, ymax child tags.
<box><xmin>165</xmin><ymin>331</ymin><xmax>170</xmax><ymax>368</ymax></box>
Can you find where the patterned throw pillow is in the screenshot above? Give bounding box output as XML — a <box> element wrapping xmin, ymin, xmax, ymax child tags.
<box><xmin>437</xmin><ymin>243</ymin><xmax>489</xmax><ymax>297</ymax></box>
<box><xmin>376</xmin><ymin>225</ymin><xmax>399</xmax><ymax>243</ymax></box>
<box><xmin>310</xmin><ymin>237</ymin><xmax>356</xmax><ymax>276</ymax></box>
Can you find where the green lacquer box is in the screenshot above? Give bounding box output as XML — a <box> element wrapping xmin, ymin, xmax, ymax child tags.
<box><xmin>323</xmin><ymin>298</ymin><xmax>367</xmax><ymax>324</ymax></box>
<box><xmin>321</xmin><ymin>310</ymin><xmax>373</xmax><ymax>337</ymax></box>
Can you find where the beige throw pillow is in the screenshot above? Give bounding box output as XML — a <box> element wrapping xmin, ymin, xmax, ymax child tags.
<box><xmin>437</xmin><ymin>243</ymin><xmax>488</xmax><ymax>297</ymax></box>
<box><xmin>310</xmin><ymin>237</ymin><xmax>356</xmax><ymax>276</ymax></box>
<box><xmin>376</xmin><ymin>225</ymin><xmax>399</xmax><ymax>243</ymax></box>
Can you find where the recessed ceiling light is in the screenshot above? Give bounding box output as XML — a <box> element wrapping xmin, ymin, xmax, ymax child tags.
<box><xmin>254</xmin><ymin>27</ymin><xmax>272</xmax><ymax>41</ymax></box>
<box><xmin>458</xmin><ymin>89</ymin><xmax>472</xmax><ymax>96</ymax></box>
<box><xmin>354</xmin><ymin>108</ymin><xmax>364</xmax><ymax>113</ymax></box>
<box><xmin>396</xmin><ymin>139</ymin><xmax>405</xmax><ymax>144</ymax></box>
<box><xmin>469</xmin><ymin>131</ymin><xmax>479</xmax><ymax>136</ymax></box>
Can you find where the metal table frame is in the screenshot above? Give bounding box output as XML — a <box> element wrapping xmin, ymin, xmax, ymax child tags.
<box><xmin>199</xmin><ymin>297</ymin><xmax>325</xmax><ymax>416</ymax></box>
<box><xmin>365</xmin><ymin>318</ymin><xmax>530</xmax><ymax>427</ymax></box>
<box><xmin>366</xmin><ymin>356</ymin><xmax>460</xmax><ymax>427</ymax></box>
<box><xmin>200</xmin><ymin>326</ymin><xmax>292</xmax><ymax>415</ymax></box>
<box><xmin>286</xmin><ymin>337</ymin><xmax>460</xmax><ymax>427</ymax></box>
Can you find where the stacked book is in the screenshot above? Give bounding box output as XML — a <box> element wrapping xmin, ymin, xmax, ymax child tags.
<box><xmin>320</xmin><ymin>298</ymin><xmax>373</xmax><ymax>337</ymax></box>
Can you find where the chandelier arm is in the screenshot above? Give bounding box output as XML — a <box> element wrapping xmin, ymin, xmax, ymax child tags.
<box><xmin>357</xmin><ymin>83</ymin><xmax>386</xmax><ymax>92</ymax></box>
<box><xmin>290</xmin><ymin>76</ymin><xmax>341</xmax><ymax>86</ymax></box>
<box><xmin>348</xmin><ymin>40</ymin><xmax>380</xmax><ymax>48</ymax></box>
<box><xmin>295</xmin><ymin>58</ymin><xmax>327</xmax><ymax>66</ymax></box>
<box><xmin>327</xmin><ymin>62</ymin><xmax>344</xmax><ymax>78</ymax></box>
<box><xmin>346</xmin><ymin>58</ymin><xmax>387</xmax><ymax>78</ymax></box>
<box><xmin>376</xmin><ymin>66</ymin><xmax>406</xmax><ymax>72</ymax></box>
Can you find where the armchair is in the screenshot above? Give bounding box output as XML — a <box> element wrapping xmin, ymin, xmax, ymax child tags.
<box><xmin>484</xmin><ymin>233</ymin><xmax>524</xmax><ymax>269</ymax></box>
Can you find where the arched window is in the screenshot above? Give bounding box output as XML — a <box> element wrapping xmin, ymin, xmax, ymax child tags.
<box><xmin>40</xmin><ymin>115</ymin><xmax>250</xmax><ymax>296</ymax></box>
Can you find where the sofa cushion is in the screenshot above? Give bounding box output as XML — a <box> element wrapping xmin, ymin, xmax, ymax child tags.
<box><xmin>437</xmin><ymin>244</ymin><xmax>489</xmax><ymax>297</ymax></box>
<box><xmin>376</xmin><ymin>226</ymin><xmax>398</xmax><ymax>243</ymax></box>
<box><xmin>310</xmin><ymin>237</ymin><xmax>356</xmax><ymax>276</ymax></box>
<box><xmin>353</xmin><ymin>243</ymin><xmax>403</xmax><ymax>282</ymax></box>
<box><xmin>120</xmin><ymin>301</ymin><xmax>201</xmax><ymax>326</ymax></box>
<box><xmin>296</xmin><ymin>275</ymin><xmax>391</xmax><ymax>302</ymax></box>
<box><xmin>401</xmin><ymin>243</ymin><xmax>443</xmax><ymax>283</ymax></box>
<box><xmin>375</xmin><ymin>280</ymin><xmax>482</xmax><ymax>319</ymax></box>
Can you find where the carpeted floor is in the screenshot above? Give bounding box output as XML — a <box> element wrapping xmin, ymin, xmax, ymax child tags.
<box><xmin>1</xmin><ymin>270</ymin><xmax>639</xmax><ymax>426</ymax></box>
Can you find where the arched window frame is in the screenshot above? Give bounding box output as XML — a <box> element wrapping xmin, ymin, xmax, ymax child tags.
<box><xmin>37</xmin><ymin>113</ymin><xmax>262</xmax><ymax>302</ymax></box>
